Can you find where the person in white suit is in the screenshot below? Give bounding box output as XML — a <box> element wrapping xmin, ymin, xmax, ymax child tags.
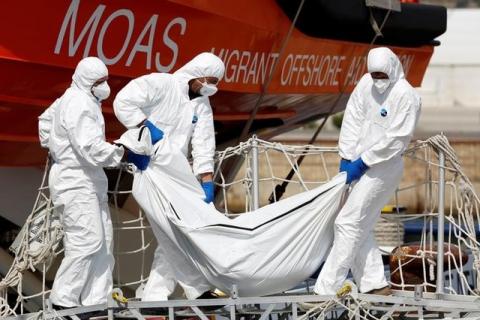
<box><xmin>38</xmin><ymin>57</ymin><xmax>125</xmax><ymax>308</ymax></box>
<box><xmin>113</xmin><ymin>52</ymin><xmax>225</xmax><ymax>301</ymax></box>
<box><xmin>315</xmin><ymin>47</ymin><xmax>421</xmax><ymax>295</ymax></box>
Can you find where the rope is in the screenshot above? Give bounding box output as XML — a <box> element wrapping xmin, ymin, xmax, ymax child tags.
<box><xmin>3</xmin><ymin>134</ymin><xmax>480</xmax><ymax>317</ymax></box>
<box><xmin>389</xmin><ymin>134</ymin><xmax>480</xmax><ymax>295</ymax></box>
<box><xmin>214</xmin><ymin>137</ymin><xmax>338</xmax><ymax>214</ymax></box>
<box><xmin>298</xmin><ymin>282</ymin><xmax>387</xmax><ymax>320</ymax></box>
<box><xmin>237</xmin><ymin>0</ymin><xmax>306</xmax><ymax>142</ymax></box>
<box><xmin>0</xmin><ymin>158</ymin><xmax>62</xmax><ymax>317</ymax></box>
<box><xmin>0</xmin><ymin>163</ymin><xmax>154</xmax><ymax>316</ymax></box>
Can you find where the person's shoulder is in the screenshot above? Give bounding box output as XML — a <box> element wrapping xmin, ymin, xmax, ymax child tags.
<box><xmin>392</xmin><ymin>79</ymin><xmax>421</xmax><ymax>107</ymax></box>
<box><xmin>195</xmin><ymin>96</ymin><xmax>213</xmax><ymax>112</ymax></box>
<box><xmin>132</xmin><ymin>73</ymin><xmax>174</xmax><ymax>91</ymax></box>
<box><xmin>395</xmin><ymin>80</ymin><xmax>419</xmax><ymax>98</ymax></box>
<box><xmin>143</xmin><ymin>72</ymin><xmax>174</xmax><ymax>83</ymax></box>
<box><xmin>193</xmin><ymin>95</ymin><xmax>210</xmax><ymax>104</ymax></box>
<box><xmin>61</xmin><ymin>88</ymin><xmax>95</xmax><ymax>113</ymax></box>
<box><xmin>61</xmin><ymin>87</ymin><xmax>82</xmax><ymax>104</ymax></box>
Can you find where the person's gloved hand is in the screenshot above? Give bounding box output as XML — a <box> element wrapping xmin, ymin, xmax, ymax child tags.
<box><xmin>201</xmin><ymin>181</ymin><xmax>215</xmax><ymax>203</ymax></box>
<box><xmin>345</xmin><ymin>157</ymin><xmax>369</xmax><ymax>184</ymax></box>
<box><xmin>339</xmin><ymin>158</ymin><xmax>351</xmax><ymax>172</ymax></box>
<box><xmin>127</xmin><ymin>151</ymin><xmax>150</xmax><ymax>171</ymax></box>
<box><xmin>144</xmin><ymin>120</ymin><xmax>164</xmax><ymax>144</ymax></box>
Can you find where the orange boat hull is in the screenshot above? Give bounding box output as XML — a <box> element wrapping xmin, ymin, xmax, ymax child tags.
<box><xmin>0</xmin><ymin>0</ymin><xmax>435</xmax><ymax>166</ymax></box>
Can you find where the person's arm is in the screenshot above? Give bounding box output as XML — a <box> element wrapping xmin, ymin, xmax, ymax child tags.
<box><xmin>338</xmin><ymin>75</ymin><xmax>368</xmax><ymax>160</ymax></box>
<box><xmin>191</xmin><ymin>98</ymin><xmax>216</xmax><ymax>177</ymax></box>
<box><xmin>200</xmin><ymin>172</ymin><xmax>213</xmax><ymax>182</ymax></box>
<box><xmin>64</xmin><ymin>98</ymin><xmax>124</xmax><ymax>167</ymax></box>
<box><xmin>200</xmin><ymin>173</ymin><xmax>214</xmax><ymax>203</ymax></box>
<box><xmin>113</xmin><ymin>73</ymin><xmax>169</xmax><ymax>128</ymax></box>
<box><xmin>361</xmin><ymin>92</ymin><xmax>421</xmax><ymax>166</ymax></box>
<box><xmin>38</xmin><ymin>99</ymin><xmax>60</xmax><ymax>148</ymax></box>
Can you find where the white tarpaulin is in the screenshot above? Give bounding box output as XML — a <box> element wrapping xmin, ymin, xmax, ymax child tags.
<box><xmin>117</xmin><ymin>129</ymin><xmax>346</xmax><ymax>296</ymax></box>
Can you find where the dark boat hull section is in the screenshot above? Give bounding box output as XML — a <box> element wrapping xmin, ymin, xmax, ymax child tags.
<box><xmin>277</xmin><ymin>0</ymin><xmax>447</xmax><ymax>47</ymax></box>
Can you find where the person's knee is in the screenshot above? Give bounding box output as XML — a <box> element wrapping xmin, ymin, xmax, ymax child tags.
<box><xmin>82</xmin><ymin>225</ymin><xmax>105</xmax><ymax>254</ymax></box>
<box><xmin>63</xmin><ymin>201</ymin><xmax>106</xmax><ymax>256</ymax></box>
<box><xmin>68</xmin><ymin>232</ymin><xmax>104</xmax><ymax>256</ymax></box>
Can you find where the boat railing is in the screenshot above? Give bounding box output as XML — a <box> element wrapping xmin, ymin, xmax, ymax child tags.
<box><xmin>2</xmin><ymin>133</ymin><xmax>480</xmax><ymax>319</ymax></box>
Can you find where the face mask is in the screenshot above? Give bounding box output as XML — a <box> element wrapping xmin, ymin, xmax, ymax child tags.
<box><xmin>92</xmin><ymin>81</ymin><xmax>111</xmax><ymax>101</ymax></box>
<box><xmin>198</xmin><ymin>81</ymin><xmax>218</xmax><ymax>97</ymax></box>
<box><xmin>373</xmin><ymin>79</ymin><xmax>391</xmax><ymax>94</ymax></box>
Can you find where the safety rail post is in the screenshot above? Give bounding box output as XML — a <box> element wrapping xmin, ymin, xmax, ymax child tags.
<box><xmin>251</xmin><ymin>136</ymin><xmax>260</xmax><ymax>210</ymax></box>
<box><xmin>436</xmin><ymin>149</ymin><xmax>445</xmax><ymax>295</ymax></box>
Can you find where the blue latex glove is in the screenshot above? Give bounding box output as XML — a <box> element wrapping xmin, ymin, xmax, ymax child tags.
<box><xmin>201</xmin><ymin>181</ymin><xmax>215</xmax><ymax>203</ymax></box>
<box><xmin>144</xmin><ymin>120</ymin><xmax>164</xmax><ymax>144</ymax></box>
<box><xmin>127</xmin><ymin>151</ymin><xmax>150</xmax><ymax>171</ymax></box>
<box><xmin>339</xmin><ymin>158</ymin><xmax>351</xmax><ymax>172</ymax></box>
<box><xmin>345</xmin><ymin>157</ymin><xmax>369</xmax><ymax>184</ymax></box>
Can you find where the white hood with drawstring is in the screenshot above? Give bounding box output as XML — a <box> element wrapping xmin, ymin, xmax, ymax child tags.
<box><xmin>339</xmin><ymin>47</ymin><xmax>421</xmax><ymax>166</ymax></box>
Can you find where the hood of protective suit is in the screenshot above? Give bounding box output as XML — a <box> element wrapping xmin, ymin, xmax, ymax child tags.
<box><xmin>367</xmin><ymin>47</ymin><xmax>405</xmax><ymax>84</ymax></box>
<box><xmin>72</xmin><ymin>57</ymin><xmax>108</xmax><ymax>94</ymax></box>
<box><xmin>173</xmin><ymin>52</ymin><xmax>225</xmax><ymax>84</ymax></box>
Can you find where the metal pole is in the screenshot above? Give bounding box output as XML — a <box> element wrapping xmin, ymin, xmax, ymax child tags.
<box><xmin>436</xmin><ymin>149</ymin><xmax>445</xmax><ymax>295</ymax></box>
<box><xmin>230</xmin><ymin>305</ymin><xmax>236</xmax><ymax>320</ymax></box>
<box><xmin>251</xmin><ymin>136</ymin><xmax>260</xmax><ymax>210</ymax></box>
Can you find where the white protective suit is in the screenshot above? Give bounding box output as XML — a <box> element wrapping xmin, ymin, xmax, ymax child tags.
<box><xmin>38</xmin><ymin>57</ymin><xmax>124</xmax><ymax>307</ymax></box>
<box><xmin>314</xmin><ymin>47</ymin><xmax>421</xmax><ymax>294</ymax></box>
<box><xmin>113</xmin><ymin>52</ymin><xmax>225</xmax><ymax>301</ymax></box>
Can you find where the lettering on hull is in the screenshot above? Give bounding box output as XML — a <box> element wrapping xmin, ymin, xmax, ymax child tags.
<box><xmin>213</xmin><ymin>48</ymin><xmax>415</xmax><ymax>88</ymax></box>
<box><xmin>54</xmin><ymin>0</ymin><xmax>186</xmax><ymax>72</ymax></box>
